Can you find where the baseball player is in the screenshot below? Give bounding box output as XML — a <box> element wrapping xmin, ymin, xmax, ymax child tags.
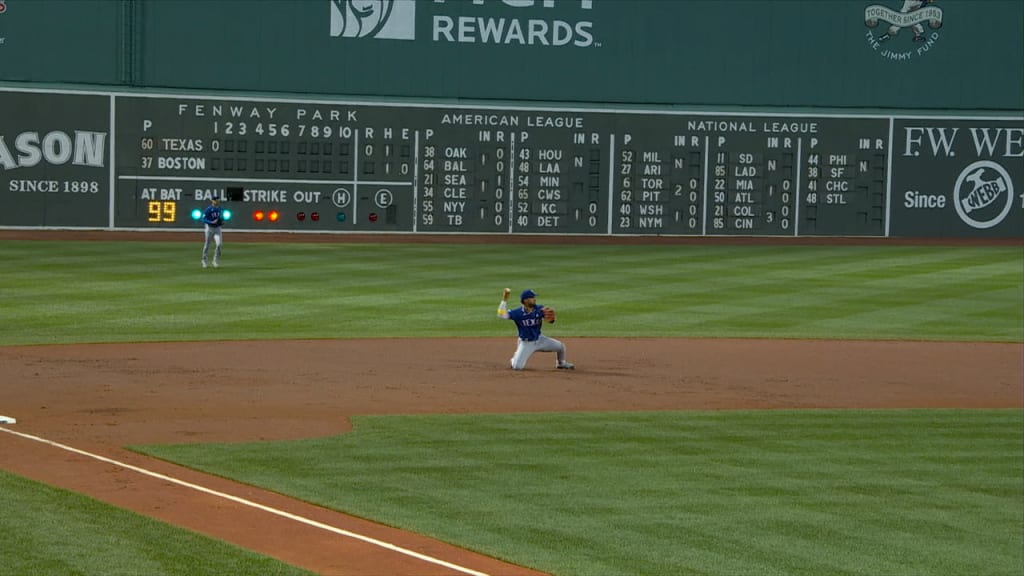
<box><xmin>498</xmin><ymin>288</ymin><xmax>575</xmax><ymax>371</ymax></box>
<box><xmin>200</xmin><ymin>196</ymin><xmax>224</xmax><ymax>268</ymax></box>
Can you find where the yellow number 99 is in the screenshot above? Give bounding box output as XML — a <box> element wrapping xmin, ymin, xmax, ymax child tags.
<box><xmin>146</xmin><ymin>201</ymin><xmax>177</xmax><ymax>223</ymax></box>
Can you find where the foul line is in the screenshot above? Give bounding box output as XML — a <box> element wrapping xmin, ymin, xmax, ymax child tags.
<box><xmin>0</xmin><ymin>426</ymin><xmax>490</xmax><ymax>576</ymax></box>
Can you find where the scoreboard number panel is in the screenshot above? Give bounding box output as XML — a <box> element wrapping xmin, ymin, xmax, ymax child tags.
<box><xmin>798</xmin><ymin>118</ymin><xmax>889</xmax><ymax>237</ymax></box>
<box><xmin>416</xmin><ymin>112</ymin><xmax>606</xmax><ymax>234</ymax></box>
<box><xmin>609</xmin><ymin>114</ymin><xmax>703</xmax><ymax>236</ymax></box>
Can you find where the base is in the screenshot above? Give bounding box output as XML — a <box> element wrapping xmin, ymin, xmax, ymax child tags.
<box><xmin>0</xmin><ymin>415</ymin><xmax>16</xmax><ymax>425</ymax></box>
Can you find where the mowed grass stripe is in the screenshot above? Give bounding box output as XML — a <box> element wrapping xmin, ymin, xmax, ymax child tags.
<box><xmin>0</xmin><ymin>470</ymin><xmax>313</xmax><ymax>576</ymax></box>
<box><xmin>1</xmin><ymin>241</ymin><xmax>1020</xmax><ymax>344</ymax></box>
<box><xmin>135</xmin><ymin>409</ymin><xmax>1024</xmax><ymax>576</ymax></box>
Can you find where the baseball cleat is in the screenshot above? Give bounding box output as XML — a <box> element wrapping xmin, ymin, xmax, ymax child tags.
<box><xmin>201</xmin><ymin>260</ymin><xmax>207</xmax><ymax>268</ymax></box>
<box><xmin>213</xmin><ymin>261</ymin><xmax>219</xmax><ymax>268</ymax></box>
<box><xmin>557</xmin><ymin>362</ymin><xmax>575</xmax><ymax>370</ymax></box>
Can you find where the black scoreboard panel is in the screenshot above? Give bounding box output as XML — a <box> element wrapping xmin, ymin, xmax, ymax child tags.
<box><xmin>608</xmin><ymin>115</ymin><xmax>701</xmax><ymax>235</ymax></box>
<box><xmin>798</xmin><ymin>119</ymin><xmax>889</xmax><ymax>236</ymax></box>
<box><xmin>113</xmin><ymin>97</ymin><xmax>895</xmax><ymax>236</ymax></box>
<box><xmin>412</xmin><ymin>112</ymin><xmax>611</xmax><ymax>234</ymax></box>
<box><xmin>115</xmin><ymin>98</ymin><xmax>420</xmax><ymax>231</ymax></box>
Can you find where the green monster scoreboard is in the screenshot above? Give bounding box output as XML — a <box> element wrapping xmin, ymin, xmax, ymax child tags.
<box><xmin>2</xmin><ymin>88</ymin><xmax>1022</xmax><ymax>237</ymax></box>
<box><xmin>116</xmin><ymin>98</ymin><xmax>890</xmax><ymax>235</ymax></box>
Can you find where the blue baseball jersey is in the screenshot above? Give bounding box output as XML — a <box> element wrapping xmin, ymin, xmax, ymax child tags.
<box><xmin>202</xmin><ymin>204</ymin><xmax>223</xmax><ymax>227</ymax></box>
<box><xmin>507</xmin><ymin>305</ymin><xmax>547</xmax><ymax>341</ymax></box>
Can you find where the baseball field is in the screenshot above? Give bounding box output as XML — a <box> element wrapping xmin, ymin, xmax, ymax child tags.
<box><xmin>0</xmin><ymin>233</ymin><xmax>1021</xmax><ymax>576</ymax></box>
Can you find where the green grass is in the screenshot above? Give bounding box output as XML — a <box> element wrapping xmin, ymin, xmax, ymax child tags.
<box><xmin>135</xmin><ymin>409</ymin><xmax>1024</xmax><ymax>576</ymax></box>
<box><xmin>0</xmin><ymin>469</ymin><xmax>314</xmax><ymax>576</ymax></box>
<box><xmin>1</xmin><ymin>241</ymin><xmax>1021</xmax><ymax>344</ymax></box>
<box><xmin>5</xmin><ymin>239</ymin><xmax>1022</xmax><ymax>574</ymax></box>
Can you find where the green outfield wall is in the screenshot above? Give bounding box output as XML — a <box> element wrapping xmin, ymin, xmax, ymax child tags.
<box><xmin>1</xmin><ymin>1</ymin><xmax>1021</xmax><ymax>237</ymax></box>
<box><xmin>1</xmin><ymin>0</ymin><xmax>1022</xmax><ymax>110</ymax></box>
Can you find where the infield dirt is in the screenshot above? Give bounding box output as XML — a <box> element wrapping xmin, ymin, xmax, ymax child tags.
<box><xmin>0</xmin><ymin>337</ymin><xmax>1021</xmax><ymax>575</ymax></box>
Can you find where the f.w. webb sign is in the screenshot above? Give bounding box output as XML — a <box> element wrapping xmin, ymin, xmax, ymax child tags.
<box><xmin>892</xmin><ymin>120</ymin><xmax>1023</xmax><ymax>236</ymax></box>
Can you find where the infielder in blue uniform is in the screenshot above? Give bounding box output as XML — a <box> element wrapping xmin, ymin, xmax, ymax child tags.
<box><xmin>498</xmin><ymin>288</ymin><xmax>574</xmax><ymax>371</ymax></box>
<box><xmin>201</xmin><ymin>197</ymin><xmax>223</xmax><ymax>268</ymax></box>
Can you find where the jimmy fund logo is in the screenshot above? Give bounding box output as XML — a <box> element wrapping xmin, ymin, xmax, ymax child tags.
<box><xmin>330</xmin><ymin>0</ymin><xmax>597</xmax><ymax>48</ymax></box>
<box><xmin>330</xmin><ymin>0</ymin><xmax>415</xmax><ymax>39</ymax></box>
<box><xmin>864</xmin><ymin>0</ymin><xmax>943</xmax><ymax>61</ymax></box>
<box><xmin>953</xmin><ymin>161</ymin><xmax>1015</xmax><ymax>229</ymax></box>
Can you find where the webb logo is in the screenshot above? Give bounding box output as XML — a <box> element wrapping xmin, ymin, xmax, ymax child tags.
<box><xmin>953</xmin><ymin>161</ymin><xmax>1014</xmax><ymax>230</ymax></box>
<box><xmin>329</xmin><ymin>0</ymin><xmax>416</xmax><ymax>40</ymax></box>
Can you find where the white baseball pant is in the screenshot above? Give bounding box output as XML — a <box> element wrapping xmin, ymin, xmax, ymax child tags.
<box><xmin>202</xmin><ymin>224</ymin><xmax>222</xmax><ymax>263</ymax></box>
<box><xmin>510</xmin><ymin>335</ymin><xmax>566</xmax><ymax>370</ymax></box>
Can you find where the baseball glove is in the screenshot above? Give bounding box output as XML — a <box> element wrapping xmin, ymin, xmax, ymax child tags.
<box><xmin>543</xmin><ymin>307</ymin><xmax>556</xmax><ymax>323</ymax></box>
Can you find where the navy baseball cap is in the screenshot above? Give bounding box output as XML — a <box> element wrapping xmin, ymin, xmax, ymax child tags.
<box><xmin>520</xmin><ymin>289</ymin><xmax>537</xmax><ymax>301</ymax></box>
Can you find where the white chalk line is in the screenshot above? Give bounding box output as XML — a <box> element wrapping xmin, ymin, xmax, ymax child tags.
<box><xmin>0</xmin><ymin>426</ymin><xmax>490</xmax><ymax>576</ymax></box>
